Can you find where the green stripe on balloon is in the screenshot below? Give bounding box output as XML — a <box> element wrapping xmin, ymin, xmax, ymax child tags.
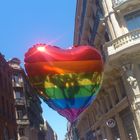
<box><xmin>29</xmin><ymin>72</ymin><xmax>102</xmax><ymax>99</ymax></box>
<box><xmin>44</xmin><ymin>84</ymin><xmax>100</xmax><ymax>99</ymax></box>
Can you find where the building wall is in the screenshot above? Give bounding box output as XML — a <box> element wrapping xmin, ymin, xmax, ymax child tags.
<box><xmin>74</xmin><ymin>0</ymin><xmax>104</xmax><ymax>46</ymax></box>
<box><xmin>8</xmin><ymin>58</ymin><xmax>44</xmax><ymax>140</ymax></box>
<box><xmin>45</xmin><ymin>121</ymin><xmax>57</xmax><ymax>140</ymax></box>
<box><xmin>73</xmin><ymin>0</ymin><xmax>140</xmax><ymax>140</ymax></box>
<box><xmin>0</xmin><ymin>54</ymin><xmax>17</xmax><ymax>140</ymax></box>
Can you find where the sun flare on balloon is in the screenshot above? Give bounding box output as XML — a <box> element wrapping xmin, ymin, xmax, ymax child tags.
<box><xmin>37</xmin><ymin>46</ymin><xmax>46</xmax><ymax>52</ymax></box>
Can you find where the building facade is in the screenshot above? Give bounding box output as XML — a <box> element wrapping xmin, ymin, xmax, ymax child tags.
<box><xmin>8</xmin><ymin>58</ymin><xmax>44</xmax><ymax>140</ymax></box>
<box><xmin>38</xmin><ymin>120</ymin><xmax>58</xmax><ymax>140</ymax></box>
<box><xmin>44</xmin><ymin>121</ymin><xmax>57</xmax><ymax>140</ymax></box>
<box><xmin>0</xmin><ymin>53</ymin><xmax>17</xmax><ymax>140</ymax></box>
<box><xmin>72</xmin><ymin>0</ymin><xmax>140</xmax><ymax>140</ymax></box>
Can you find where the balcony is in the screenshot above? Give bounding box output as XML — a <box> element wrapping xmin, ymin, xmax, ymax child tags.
<box><xmin>17</xmin><ymin>115</ymin><xmax>29</xmax><ymax>125</ymax></box>
<box><xmin>17</xmin><ymin>119</ymin><xmax>29</xmax><ymax>125</ymax></box>
<box><xmin>113</xmin><ymin>0</ymin><xmax>128</xmax><ymax>7</ymax></box>
<box><xmin>104</xmin><ymin>29</ymin><xmax>140</xmax><ymax>59</ymax></box>
<box><xmin>12</xmin><ymin>81</ymin><xmax>24</xmax><ymax>87</ymax></box>
<box><xmin>112</xmin><ymin>0</ymin><xmax>140</xmax><ymax>10</ymax></box>
<box><xmin>15</xmin><ymin>98</ymin><xmax>25</xmax><ymax>106</ymax></box>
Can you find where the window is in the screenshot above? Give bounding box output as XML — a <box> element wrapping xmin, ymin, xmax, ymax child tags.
<box><xmin>125</xmin><ymin>10</ymin><xmax>140</xmax><ymax>31</ymax></box>
<box><xmin>3</xmin><ymin>127</ymin><xmax>9</xmax><ymax>140</ymax></box>
<box><xmin>0</xmin><ymin>70</ymin><xmax>2</xmax><ymax>88</ymax></box>
<box><xmin>15</xmin><ymin>90</ymin><xmax>23</xmax><ymax>99</ymax></box>
<box><xmin>104</xmin><ymin>31</ymin><xmax>110</xmax><ymax>42</ymax></box>
<box><xmin>13</xmin><ymin>74</ymin><xmax>23</xmax><ymax>84</ymax></box>
<box><xmin>86</xmin><ymin>130</ymin><xmax>95</xmax><ymax>140</ymax></box>
<box><xmin>11</xmin><ymin>103</ymin><xmax>15</xmax><ymax>120</ymax></box>
<box><xmin>0</xmin><ymin>70</ymin><xmax>4</xmax><ymax>89</ymax></box>
<box><xmin>17</xmin><ymin>109</ymin><xmax>23</xmax><ymax>119</ymax></box>
<box><xmin>120</xmin><ymin>107</ymin><xmax>137</xmax><ymax>140</ymax></box>
<box><xmin>2</xmin><ymin>96</ymin><xmax>5</xmax><ymax>116</ymax></box>
<box><xmin>13</xmin><ymin>74</ymin><xmax>19</xmax><ymax>83</ymax></box>
<box><xmin>111</xmin><ymin>117</ymin><xmax>120</xmax><ymax>140</ymax></box>
<box><xmin>6</xmin><ymin>101</ymin><xmax>9</xmax><ymax>117</ymax></box>
<box><xmin>19</xmin><ymin>128</ymin><xmax>25</xmax><ymax>136</ymax></box>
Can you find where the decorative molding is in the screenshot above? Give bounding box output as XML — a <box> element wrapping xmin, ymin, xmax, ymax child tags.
<box><xmin>121</xmin><ymin>63</ymin><xmax>139</xmax><ymax>91</ymax></box>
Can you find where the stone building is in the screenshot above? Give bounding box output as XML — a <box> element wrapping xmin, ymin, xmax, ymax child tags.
<box><xmin>72</xmin><ymin>0</ymin><xmax>140</xmax><ymax>139</ymax></box>
<box><xmin>45</xmin><ymin>120</ymin><xmax>57</xmax><ymax>140</ymax></box>
<box><xmin>0</xmin><ymin>53</ymin><xmax>17</xmax><ymax>140</ymax></box>
<box><xmin>66</xmin><ymin>121</ymin><xmax>79</xmax><ymax>140</ymax></box>
<box><xmin>38</xmin><ymin>120</ymin><xmax>58</xmax><ymax>140</ymax></box>
<box><xmin>8</xmin><ymin>58</ymin><xmax>44</xmax><ymax>140</ymax></box>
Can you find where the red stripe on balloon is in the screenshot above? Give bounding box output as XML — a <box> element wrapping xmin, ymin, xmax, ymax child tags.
<box><xmin>25</xmin><ymin>60</ymin><xmax>103</xmax><ymax>76</ymax></box>
<box><xmin>24</xmin><ymin>45</ymin><xmax>102</xmax><ymax>63</ymax></box>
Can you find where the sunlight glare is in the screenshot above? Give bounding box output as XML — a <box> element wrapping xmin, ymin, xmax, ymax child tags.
<box><xmin>37</xmin><ymin>46</ymin><xmax>46</xmax><ymax>52</ymax></box>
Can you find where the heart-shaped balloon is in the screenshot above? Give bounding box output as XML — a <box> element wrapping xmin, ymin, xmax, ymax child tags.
<box><xmin>24</xmin><ymin>44</ymin><xmax>103</xmax><ymax>122</ymax></box>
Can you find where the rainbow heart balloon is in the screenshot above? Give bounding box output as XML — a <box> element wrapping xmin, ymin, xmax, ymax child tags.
<box><xmin>24</xmin><ymin>44</ymin><xmax>103</xmax><ymax>122</ymax></box>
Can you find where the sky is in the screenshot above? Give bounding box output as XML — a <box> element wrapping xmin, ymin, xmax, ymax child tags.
<box><xmin>0</xmin><ymin>0</ymin><xmax>76</xmax><ymax>139</ymax></box>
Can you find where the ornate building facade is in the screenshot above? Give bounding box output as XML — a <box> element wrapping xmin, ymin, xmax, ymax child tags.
<box><xmin>72</xmin><ymin>0</ymin><xmax>140</xmax><ymax>140</ymax></box>
<box><xmin>0</xmin><ymin>53</ymin><xmax>17</xmax><ymax>140</ymax></box>
<box><xmin>8</xmin><ymin>58</ymin><xmax>44</xmax><ymax>140</ymax></box>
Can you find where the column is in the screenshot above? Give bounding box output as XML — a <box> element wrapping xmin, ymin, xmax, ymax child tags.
<box><xmin>115</xmin><ymin>114</ymin><xmax>127</xmax><ymax>140</ymax></box>
<box><xmin>121</xmin><ymin>64</ymin><xmax>140</xmax><ymax>139</ymax></box>
<box><xmin>102</xmin><ymin>0</ymin><xmax>116</xmax><ymax>39</ymax></box>
<box><xmin>104</xmin><ymin>0</ymin><xmax>122</xmax><ymax>38</ymax></box>
<box><xmin>109</xmin><ymin>12</ymin><xmax>122</xmax><ymax>38</ymax></box>
<box><xmin>122</xmin><ymin>64</ymin><xmax>140</xmax><ymax>95</ymax></box>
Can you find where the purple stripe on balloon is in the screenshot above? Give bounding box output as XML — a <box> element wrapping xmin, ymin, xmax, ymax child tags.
<box><xmin>57</xmin><ymin>108</ymin><xmax>86</xmax><ymax>122</ymax></box>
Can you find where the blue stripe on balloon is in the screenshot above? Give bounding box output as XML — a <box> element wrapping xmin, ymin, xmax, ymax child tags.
<box><xmin>46</xmin><ymin>95</ymin><xmax>96</xmax><ymax>109</ymax></box>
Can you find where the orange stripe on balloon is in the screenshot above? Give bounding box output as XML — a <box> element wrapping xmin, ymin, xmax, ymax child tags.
<box><xmin>25</xmin><ymin>60</ymin><xmax>103</xmax><ymax>76</ymax></box>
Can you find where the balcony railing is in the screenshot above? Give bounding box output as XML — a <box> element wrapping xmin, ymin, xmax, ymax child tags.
<box><xmin>104</xmin><ymin>29</ymin><xmax>140</xmax><ymax>56</ymax></box>
<box><xmin>112</xmin><ymin>0</ymin><xmax>129</xmax><ymax>7</ymax></box>
<box><xmin>17</xmin><ymin>119</ymin><xmax>29</xmax><ymax>125</ymax></box>
<box><xmin>112</xmin><ymin>0</ymin><xmax>140</xmax><ymax>9</ymax></box>
<box><xmin>15</xmin><ymin>98</ymin><xmax>25</xmax><ymax>105</ymax></box>
<box><xmin>12</xmin><ymin>81</ymin><xmax>24</xmax><ymax>87</ymax></box>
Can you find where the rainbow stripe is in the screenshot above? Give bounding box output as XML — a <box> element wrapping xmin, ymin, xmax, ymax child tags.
<box><xmin>25</xmin><ymin>45</ymin><xmax>103</xmax><ymax>122</ymax></box>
